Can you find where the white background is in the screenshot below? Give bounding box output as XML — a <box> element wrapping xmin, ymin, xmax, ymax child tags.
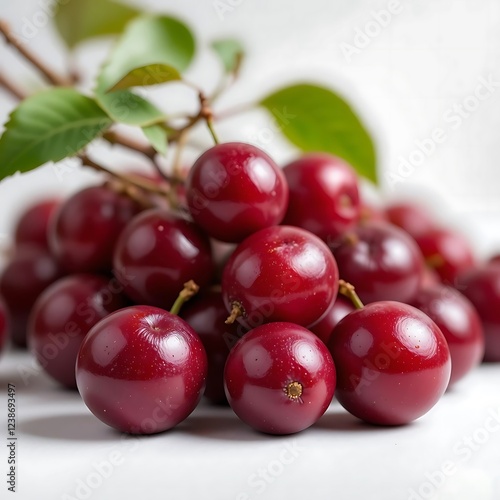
<box><xmin>1</xmin><ymin>1</ymin><xmax>500</xmax><ymax>499</ymax></box>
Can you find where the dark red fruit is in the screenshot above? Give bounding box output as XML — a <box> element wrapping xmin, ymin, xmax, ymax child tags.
<box><xmin>329</xmin><ymin>221</ymin><xmax>425</xmax><ymax>304</ymax></box>
<box><xmin>181</xmin><ymin>290</ymin><xmax>244</xmax><ymax>404</ymax></box>
<box><xmin>76</xmin><ymin>305</ymin><xmax>207</xmax><ymax>434</ymax></box>
<box><xmin>411</xmin><ymin>284</ymin><xmax>484</xmax><ymax>385</ymax></box>
<box><xmin>28</xmin><ymin>274</ymin><xmax>129</xmax><ymax>388</ymax></box>
<box><xmin>14</xmin><ymin>198</ymin><xmax>59</xmax><ymax>250</ymax></box>
<box><xmin>488</xmin><ymin>254</ymin><xmax>500</xmax><ymax>265</ymax></box>
<box><xmin>186</xmin><ymin>142</ymin><xmax>289</xmax><ymax>243</ymax></box>
<box><xmin>309</xmin><ymin>296</ymin><xmax>355</xmax><ymax>344</ymax></box>
<box><xmin>0</xmin><ymin>247</ymin><xmax>63</xmax><ymax>347</ymax></box>
<box><xmin>0</xmin><ymin>296</ymin><xmax>9</xmax><ymax>354</ymax></box>
<box><xmin>385</xmin><ymin>202</ymin><xmax>436</xmax><ymax>238</ymax></box>
<box><xmin>282</xmin><ymin>153</ymin><xmax>360</xmax><ymax>242</ymax></box>
<box><xmin>414</xmin><ymin>228</ymin><xmax>474</xmax><ymax>285</ymax></box>
<box><xmin>224</xmin><ymin>322</ymin><xmax>336</xmax><ymax>434</ymax></box>
<box><xmin>113</xmin><ymin>209</ymin><xmax>213</xmax><ymax>308</ymax></box>
<box><xmin>222</xmin><ymin>225</ymin><xmax>338</xmax><ymax>329</ymax></box>
<box><xmin>328</xmin><ymin>301</ymin><xmax>451</xmax><ymax>425</ymax></box>
<box><xmin>456</xmin><ymin>265</ymin><xmax>500</xmax><ymax>362</ymax></box>
<box><xmin>49</xmin><ymin>186</ymin><xmax>142</xmax><ymax>273</ymax></box>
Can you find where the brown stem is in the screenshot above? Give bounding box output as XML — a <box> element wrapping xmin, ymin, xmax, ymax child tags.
<box><xmin>78</xmin><ymin>153</ymin><xmax>170</xmax><ymax>197</ymax></box>
<box><xmin>102</xmin><ymin>130</ymin><xmax>156</xmax><ymax>160</ymax></box>
<box><xmin>225</xmin><ymin>302</ymin><xmax>244</xmax><ymax>324</ymax></box>
<box><xmin>172</xmin><ymin>130</ymin><xmax>188</xmax><ymax>182</ymax></box>
<box><xmin>338</xmin><ymin>279</ymin><xmax>364</xmax><ymax>310</ymax></box>
<box><xmin>104</xmin><ymin>129</ymin><xmax>174</xmax><ymax>182</ymax></box>
<box><xmin>169</xmin><ymin>280</ymin><xmax>200</xmax><ymax>315</ymax></box>
<box><xmin>198</xmin><ymin>91</ymin><xmax>219</xmax><ymax>144</ymax></box>
<box><xmin>105</xmin><ymin>179</ymin><xmax>155</xmax><ymax>209</ymax></box>
<box><xmin>0</xmin><ymin>72</ymin><xmax>28</xmax><ymax>100</ymax></box>
<box><xmin>168</xmin><ymin>113</ymin><xmax>203</xmax><ymax>143</ymax></box>
<box><xmin>426</xmin><ymin>254</ymin><xmax>445</xmax><ymax>269</ymax></box>
<box><xmin>0</xmin><ymin>20</ymin><xmax>72</xmax><ymax>86</ymax></box>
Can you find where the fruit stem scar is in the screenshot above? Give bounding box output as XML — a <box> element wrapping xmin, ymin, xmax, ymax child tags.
<box><xmin>426</xmin><ymin>253</ymin><xmax>445</xmax><ymax>269</ymax></box>
<box><xmin>338</xmin><ymin>279</ymin><xmax>365</xmax><ymax>310</ymax></box>
<box><xmin>344</xmin><ymin>232</ymin><xmax>359</xmax><ymax>246</ymax></box>
<box><xmin>285</xmin><ymin>381</ymin><xmax>303</xmax><ymax>400</ymax></box>
<box><xmin>225</xmin><ymin>301</ymin><xmax>244</xmax><ymax>324</ymax></box>
<box><xmin>339</xmin><ymin>194</ymin><xmax>353</xmax><ymax>208</ymax></box>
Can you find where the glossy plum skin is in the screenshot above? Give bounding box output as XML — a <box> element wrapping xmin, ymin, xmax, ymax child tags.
<box><xmin>308</xmin><ymin>296</ymin><xmax>355</xmax><ymax>344</ymax></box>
<box><xmin>385</xmin><ymin>202</ymin><xmax>436</xmax><ymax>238</ymax></box>
<box><xmin>413</xmin><ymin>228</ymin><xmax>474</xmax><ymax>285</ymax></box>
<box><xmin>186</xmin><ymin>142</ymin><xmax>289</xmax><ymax>243</ymax></box>
<box><xmin>328</xmin><ymin>302</ymin><xmax>451</xmax><ymax>425</ymax></box>
<box><xmin>282</xmin><ymin>153</ymin><xmax>360</xmax><ymax>242</ymax></box>
<box><xmin>456</xmin><ymin>265</ymin><xmax>500</xmax><ymax>361</ymax></box>
<box><xmin>411</xmin><ymin>285</ymin><xmax>484</xmax><ymax>385</ymax></box>
<box><xmin>49</xmin><ymin>186</ymin><xmax>142</xmax><ymax>273</ymax></box>
<box><xmin>14</xmin><ymin>198</ymin><xmax>59</xmax><ymax>250</ymax></box>
<box><xmin>0</xmin><ymin>297</ymin><xmax>9</xmax><ymax>354</ymax></box>
<box><xmin>28</xmin><ymin>274</ymin><xmax>129</xmax><ymax>388</ymax></box>
<box><xmin>329</xmin><ymin>221</ymin><xmax>425</xmax><ymax>304</ymax></box>
<box><xmin>181</xmin><ymin>290</ymin><xmax>244</xmax><ymax>404</ymax></box>
<box><xmin>224</xmin><ymin>322</ymin><xmax>336</xmax><ymax>434</ymax></box>
<box><xmin>76</xmin><ymin>305</ymin><xmax>207</xmax><ymax>434</ymax></box>
<box><xmin>222</xmin><ymin>225</ymin><xmax>339</xmax><ymax>329</ymax></box>
<box><xmin>0</xmin><ymin>247</ymin><xmax>63</xmax><ymax>347</ymax></box>
<box><xmin>113</xmin><ymin>209</ymin><xmax>214</xmax><ymax>308</ymax></box>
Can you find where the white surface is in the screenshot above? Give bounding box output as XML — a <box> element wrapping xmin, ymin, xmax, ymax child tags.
<box><xmin>0</xmin><ymin>349</ymin><xmax>500</xmax><ymax>500</ymax></box>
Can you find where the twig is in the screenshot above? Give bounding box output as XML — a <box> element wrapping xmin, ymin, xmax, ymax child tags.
<box><xmin>78</xmin><ymin>153</ymin><xmax>170</xmax><ymax>196</ymax></box>
<box><xmin>0</xmin><ymin>72</ymin><xmax>28</xmax><ymax>100</ymax></box>
<box><xmin>0</xmin><ymin>20</ymin><xmax>72</xmax><ymax>87</ymax></box>
<box><xmin>103</xmin><ymin>130</ymin><xmax>171</xmax><ymax>182</ymax></box>
<box><xmin>102</xmin><ymin>130</ymin><xmax>156</xmax><ymax>159</ymax></box>
<box><xmin>198</xmin><ymin>90</ymin><xmax>219</xmax><ymax>144</ymax></box>
<box><xmin>172</xmin><ymin>129</ymin><xmax>188</xmax><ymax>182</ymax></box>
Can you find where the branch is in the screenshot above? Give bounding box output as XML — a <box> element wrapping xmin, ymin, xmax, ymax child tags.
<box><xmin>0</xmin><ymin>72</ymin><xmax>28</xmax><ymax>100</ymax></box>
<box><xmin>0</xmin><ymin>20</ymin><xmax>72</xmax><ymax>87</ymax></box>
<box><xmin>102</xmin><ymin>130</ymin><xmax>156</xmax><ymax>159</ymax></box>
<box><xmin>79</xmin><ymin>153</ymin><xmax>183</xmax><ymax>210</ymax></box>
<box><xmin>78</xmin><ymin>153</ymin><xmax>170</xmax><ymax>197</ymax></box>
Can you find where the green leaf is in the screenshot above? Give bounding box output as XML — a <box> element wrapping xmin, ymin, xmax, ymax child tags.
<box><xmin>54</xmin><ymin>0</ymin><xmax>140</xmax><ymax>49</ymax></box>
<box><xmin>260</xmin><ymin>83</ymin><xmax>377</xmax><ymax>183</ymax></box>
<box><xmin>0</xmin><ymin>88</ymin><xmax>112</xmax><ymax>180</ymax></box>
<box><xmin>142</xmin><ymin>124</ymin><xmax>168</xmax><ymax>156</ymax></box>
<box><xmin>211</xmin><ymin>39</ymin><xmax>244</xmax><ymax>74</ymax></box>
<box><xmin>97</xmin><ymin>15</ymin><xmax>196</xmax><ymax>93</ymax></box>
<box><xmin>108</xmin><ymin>64</ymin><xmax>182</xmax><ymax>92</ymax></box>
<box><xmin>96</xmin><ymin>90</ymin><xmax>166</xmax><ymax>127</ymax></box>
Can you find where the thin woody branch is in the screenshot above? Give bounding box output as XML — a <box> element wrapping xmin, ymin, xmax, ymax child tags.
<box><xmin>0</xmin><ymin>20</ymin><xmax>72</xmax><ymax>87</ymax></box>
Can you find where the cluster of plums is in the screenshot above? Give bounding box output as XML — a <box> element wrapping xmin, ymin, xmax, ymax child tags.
<box><xmin>0</xmin><ymin>142</ymin><xmax>497</xmax><ymax>435</ymax></box>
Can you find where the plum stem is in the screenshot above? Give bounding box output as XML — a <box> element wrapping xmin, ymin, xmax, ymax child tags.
<box><xmin>338</xmin><ymin>279</ymin><xmax>364</xmax><ymax>310</ymax></box>
<box><xmin>170</xmin><ymin>280</ymin><xmax>200</xmax><ymax>316</ymax></box>
<box><xmin>225</xmin><ymin>302</ymin><xmax>243</xmax><ymax>324</ymax></box>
